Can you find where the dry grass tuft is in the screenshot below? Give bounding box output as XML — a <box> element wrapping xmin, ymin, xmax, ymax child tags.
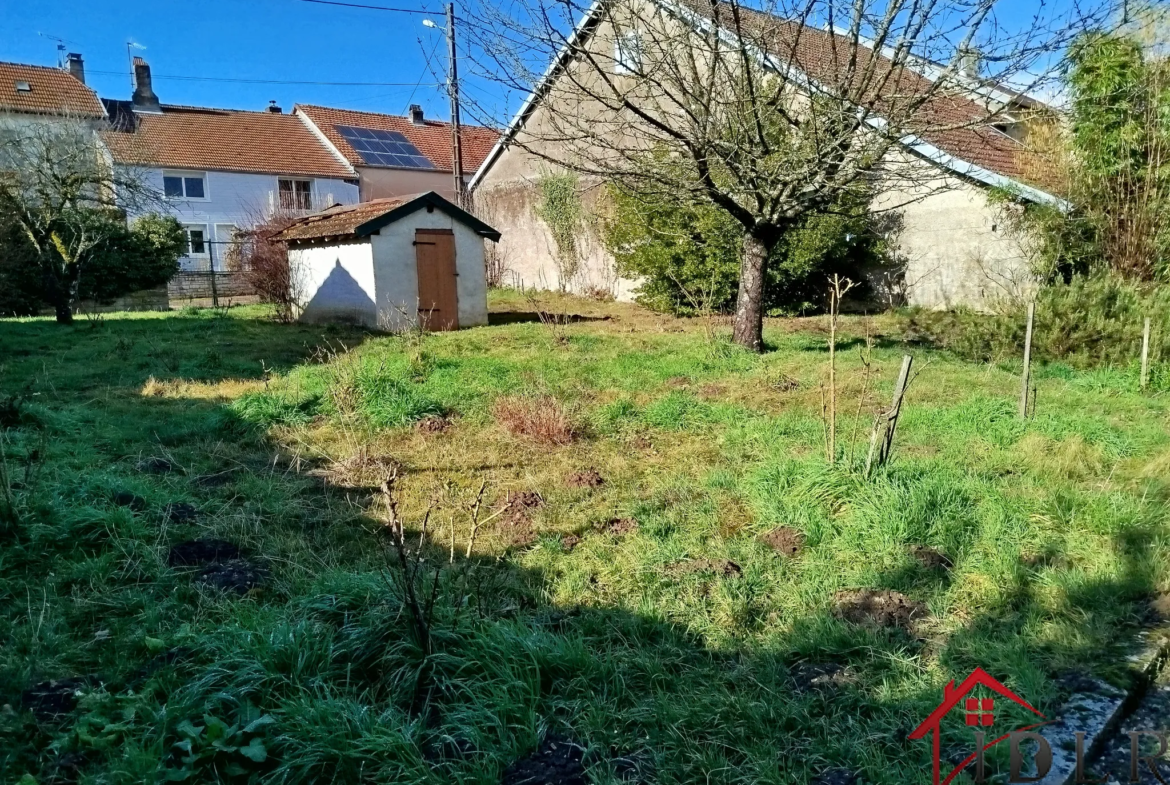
<box><xmin>492</xmin><ymin>395</ymin><xmax>578</xmax><ymax>445</ymax></box>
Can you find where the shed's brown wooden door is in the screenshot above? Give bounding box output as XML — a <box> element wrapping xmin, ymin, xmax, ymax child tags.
<box><xmin>414</xmin><ymin>228</ymin><xmax>458</xmax><ymax>331</ymax></box>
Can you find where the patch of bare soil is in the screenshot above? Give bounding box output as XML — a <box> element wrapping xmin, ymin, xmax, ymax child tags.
<box><xmin>500</xmin><ymin>735</ymin><xmax>586</xmax><ymax>785</ymax></box>
<box><xmin>665</xmin><ymin>376</ymin><xmax>691</xmax><ymax>388</ymax></box>
<box><xmin>164</xmin><ymin>502</ymin><xmax>199</xmax><ymax>524</ymax></box>
<box><xmin>812</xmin><ymin>768</ymin><xmax>859</xmax><ymax>785</ymax></box>
<box><xmin>697</xmin><ymin>383</ymin><xmax>727</xmax><ymax>399</ymax></box>
<box><xmin>771</xmin><ymin>374</ymin><xmax>800</xmax><ymax>392</ymax></box>
<box><xmin>565</xmin><ymin>469</ymin><xmax>604</xmax><ymax>489</ymax></box>
<box><xmin>21</xmin><ymin>677</ymin><xmax>95</xmax><ymax>720</ymax></box>
<box><xmin>561</xmin><ymin>534</ymin><xmax>582</xmax><ymax>552</ymax></box>
<box><xmin>497</xmin><ymin>490</ymin><xmax>544</xmax><ymax>547</ymax></box>
<box><xmin>759</xmin><ymin>527</ymin><xmax>804</xmax><ymax>557</ymax></box>
<box><xmin>414</xmin><ymin>415</ymin><xmax>451</xmax><ymax>434</ymax></box>
<box><xmin>667</xmin><ymin>558</ymin><xmax>742</xmax><ymax>579</ymax></box>
<box><xmin>598</xmin><ymin>517</ymin><xmax>638</xmax><ymax>536</ymax></box>
<box><xmin>167</xmin><ymin>539</ymin><xmax>241</xmax><ymax>567</ymax></box>
<box><xmin>910</xmin><ymin>545</ymin><xmax>953</xmax><ymax>571</ymax></box>
<box><xmin>195</xmin><ymin>559</ymin><xmax>270</xmax><ymax>594</ymax></box>
<box><xmin>833</xmin><ymin>589</ymin><xmax>927</xmax><ymax>631</ymax></box>
<box><xmin>790</xmin><ymin>662</ymin><xmax>856</xmax><ymax>693</ymax></box>
<box><xmin>112</xmin><ymin>491</ymin><xmax>147</xmax><ymax>512</ymax></box>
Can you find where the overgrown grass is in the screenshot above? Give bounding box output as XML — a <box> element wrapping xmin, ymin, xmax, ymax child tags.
<box><xmin>1</xmin><ymin>293</ymin><xmax>1167</xmax><ymax>784</ymax></box>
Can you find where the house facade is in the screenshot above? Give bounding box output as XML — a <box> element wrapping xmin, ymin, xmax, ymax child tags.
<box><xmin>100</xmin><ymin>59</ymin><xmax>361</xmax><ymax>272</ymax></box>
<box><xmin>470</xmin><ymin>0</ymin><xmax>1063</xmax><ymax>310</ymax></box>
<box><xmin>295</xmin><ymin>104</ymin><xmax>498</xmax><ymax>203</ymax></box>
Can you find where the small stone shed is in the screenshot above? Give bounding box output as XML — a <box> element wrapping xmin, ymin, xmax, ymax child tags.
<box><xmin>277</xmin><ymin>191</ymin><xmax>500</xmax><ymax>331</ymax></box>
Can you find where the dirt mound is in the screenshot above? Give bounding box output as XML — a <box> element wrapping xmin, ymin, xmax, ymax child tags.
<box><xmin>414</xmin><ymin>415</ymin><xmax>452</xmax><ymax>434</ymax></box>
<box><xmin>561</xmin><ymin>534</ymin><xmax>582</xmax><ymax>552</ymax></box>
<box><xmin>135</xmin><ymin>457</ymin><xmax>173</xmax><ymax>474</ymax></box>
<box><xmin>812</xmin><ymin>768</ymin><xmax>859</xmax><ymax>785</ymax></box>
<box><xmin>566</xmin><ymin>469</ymin><xmax>604</xmax><ymax>488</ymax></box>
<box><xmin>167</xmin><ymin>539</ymin><xmax>241</xmax><ymax>567</ymax></box>
<box><xmin>909</xmin><ymin>545</ymin><xmax>952</xmax><ymax>571</ymax></box>
<box><xmin>772</xmin><ymin>374</ymin><xmax>800</xmax><ymax>392</ymax></box>
<box><xmin>497</xmin><ymin>491</ymin><xmax>544</xmax><ymax>547</ymax></box>
<box><xmin>501</xmin><ymin>735</ymin><xmax>586</xmax><ymax>785</ymax></box>
<box><xmin>833</xmin><ymin>589</ymin><xmax>926</xmax><ymax>631</ymax></box>
<box><xmin>599</xmin><ymin>517</ymin><xmax>638</xmax><ymax>536</ymax></box>
<box><xmin>759</xmin><ymin>527</ymin><xmax>804</xmax><ymax>557</ymax></box>
<box><xmin>790</xmin><ymin>662</ymin><xmax>855</xmax><ymax>693</ymax></box>
<box><xmin>697</xmin><ymin>383</ymin><xmax>727</xmax><ymax>399</ymax></box>
<box><xmin>195</xmin><ymin>559</ymin><xmax>270</xmax><ymax>594</ymax></box>
<box><xmin>165</xmin><ymin>502</ymin><xmax>199</xmax><ymax>524</ymax></box>
<box><xmin>668</xmin><ymin>558</ymin><xmax>742</xmax><ymax>578</ymax></box>
<box><xmin>112</xmin><ymin>491</ymin><xmax>147</xmax><ymax>512</ymax></box>
<box><xmin>21</xmin><ymin>676</ymin><xmax>94</xmax><ymax>720</ymax></box>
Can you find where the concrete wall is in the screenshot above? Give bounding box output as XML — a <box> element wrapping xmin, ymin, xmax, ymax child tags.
<box><xmin>872</xmin><ymin>156</ymin><xmax>1035</xmax><ymax>309</ymax></box>
<box><xmin>369</xmin><ymin>209</ymin><xmax>489</xmax><ymax>332</ymax></box>
<box><xmin>289</xmin><ymin>212</ymin><xmax>489</xmax><ymax>332</ymax></box>
<box><xmin>358</xmin><ymin>167</ymin><xmax>471</xmax><ymax>202</ymax></box>
<box><xmin>289</xmin><ymin>240</ymin><xmax>378</xmax><ymax>327</ymax></box>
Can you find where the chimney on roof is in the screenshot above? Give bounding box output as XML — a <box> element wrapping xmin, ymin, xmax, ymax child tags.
<box><xmin>409</xmin><ymin>104</ymin><xmax>425</xmax><ymax>125</ymax></box>
<box><xmin>957</xmin><ymin>45</ymin><xmax>983</xmax><ymax>79</ymax></box>
<box><xmin>131</xmin><ymin>57</ymin><xmax>162</xmax><ymax>114</ymax></box>
<box><xmin>267</xmin><ymin>100</ymin><xmax>283</xmax><ymax>113</ymax></box>
<box><xmin>65</xmin><ymin>52</ymin><xmax>85</xmax><ymax>84</ymax></box>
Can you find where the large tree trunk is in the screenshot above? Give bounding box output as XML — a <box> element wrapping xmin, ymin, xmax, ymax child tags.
<box><xmin>732</xmin><ymin>232</ymin><xmax>771</xmax><ymax>352</ymax></box>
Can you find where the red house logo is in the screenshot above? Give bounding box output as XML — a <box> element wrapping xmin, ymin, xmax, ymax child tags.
<box><xmin>908</xmin><ymin>667</ymin><xmax>1048</xmax><ymax>785</ymax></box>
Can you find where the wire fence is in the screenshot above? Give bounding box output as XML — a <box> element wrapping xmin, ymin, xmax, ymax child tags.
<box><xmin>170</xmin><ymin>240</ymin><xmax>258</xmax><ymax>307</ymax></box>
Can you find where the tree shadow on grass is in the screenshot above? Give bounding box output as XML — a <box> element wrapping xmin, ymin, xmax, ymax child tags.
<box><xmin>0</xmin><ymin>320</ymin><xmax>1165</xmax><ymax>784</ymax></box>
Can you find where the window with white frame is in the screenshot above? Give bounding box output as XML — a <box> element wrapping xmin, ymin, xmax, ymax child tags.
<box><xmin>163</xmin><ymin>171</ymin><xmax>207</xmax><ymax>199</ymax></box>
<box><xmin>182</xmin><ymin>224</ymin><xmax>208</xmax><ymax>256</ymax></box>
<box><xmin>278</xmin><ymin>178</ymin><xmax>313</xmax><ymax>211</ymax></box>
<box><xmin>614</xmin><ymin>30</ymin><xmax>642</xmax><ymax>75</ymax></box>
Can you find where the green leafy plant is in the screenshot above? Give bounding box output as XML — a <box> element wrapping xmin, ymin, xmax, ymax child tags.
<box><xmin>165</xmin><ymin>704</ymin><xmax>274</xmax><ymax>782</ymax></box>
<box><xmin>535</xmin><ymin>173</ymin><xmax>585</xmax><ymax>288</ymax></box>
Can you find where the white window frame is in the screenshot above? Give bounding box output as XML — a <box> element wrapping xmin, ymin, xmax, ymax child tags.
<box><xmin>277</xmin><ymin>177</ymin><xmax>314</xmax><ymax>212</ymax></box>
<box><xmin>614</xmin><ymin>30</ymin><xmax>642</xmax><ymax>75</ymax></box>
<box><xmin>181</xmin><ymin>223</ymin><xmax>210</xmax><ymax>258</ymax></box>
<box><xmin>162</xmin><ymin>170</ymin><xmax>209</xmax><ymax>201</ymax></box>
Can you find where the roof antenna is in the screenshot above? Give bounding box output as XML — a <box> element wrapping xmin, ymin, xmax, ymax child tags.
<box><xmin>127</xmin><ymin>40</ymin><xmax>147</xmax><ymax>91</ymax></box>
<box><xmin>37</xmin><ymin>33</ymin><xmax>74</xmax><ymax>67</ymax></box>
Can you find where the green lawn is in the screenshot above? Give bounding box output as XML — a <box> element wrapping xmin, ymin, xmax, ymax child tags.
<box><xmin>1</xmin><ymin>293</ymin><xmax>1167</xmax><ymax>784</ymax></box>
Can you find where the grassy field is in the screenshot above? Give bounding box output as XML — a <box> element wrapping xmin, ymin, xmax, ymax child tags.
<box><xmin>1</xmin><ymin>291</ymin><xmax>1168</xmax><ymax>784</ymax></box>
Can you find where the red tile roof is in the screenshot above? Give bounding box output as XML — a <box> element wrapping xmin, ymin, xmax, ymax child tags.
<box><xmin>101</xmin><ymin>103</ymin><xmax>355</xmax><ymax>179</ymax></box>
<box><xmin>676</xmin><ymin>1</ymin><xmax>1031</xmax><ymax>181</ymax></box>
<box><xmin>277</xmin><ymin>195</ymin><xmax>416</xmax><ymax>241</ymax></box>
<box><xmin>0</xmin><ymin>61</ymin><xmax>104</xmax><ymax>118</ymax></box>
<box><xmin>296</xmin><ymin>104</ymin><xmax>499</xmax><ymax>174</ymax></box>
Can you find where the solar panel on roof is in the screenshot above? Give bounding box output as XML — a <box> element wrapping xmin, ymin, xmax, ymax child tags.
<box><xmin>335</xmin><ymin>125</ymin><xmax>436</xmax><ymax>170</ymax></box>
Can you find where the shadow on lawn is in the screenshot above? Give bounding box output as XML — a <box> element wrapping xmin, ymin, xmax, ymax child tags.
<box><xmin>0</xmin><ymin>313</ymin><xmax>1164</xmax><ymax>785</ymax></box>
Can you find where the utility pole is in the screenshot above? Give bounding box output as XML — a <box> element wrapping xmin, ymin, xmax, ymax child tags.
<box><xmin>446</xmin><ymin>2</ymin><xmax>465</xmax><ymax>209</ymax></box>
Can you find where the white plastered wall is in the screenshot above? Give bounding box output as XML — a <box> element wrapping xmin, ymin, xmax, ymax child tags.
<box><xmin>368</xmin><ymin>209</ymin><xmax>490</xmax><ymax>332</ymax></box>
<box><xmin>290</xmin><ymin>240</ymin><xmax>378</xmax><ymax>327</ymax></box>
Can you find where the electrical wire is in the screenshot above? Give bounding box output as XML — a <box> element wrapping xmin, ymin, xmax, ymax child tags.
<box><xmin>298</xmin><ymin>0</ymin><xmax>436</xmax><ymax>15</ymax></box>
<box><xmin>85</xmin><ymin>69</ymin><xmax>440</xmax><ymax>87</ymax></box>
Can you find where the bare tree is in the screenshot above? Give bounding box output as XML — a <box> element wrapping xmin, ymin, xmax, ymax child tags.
<box><xmin>465</xmin><ymin>0</ymin><xmax>1101</xmax><ymax>349</ymax></box>
<box><xmin>0</xmin><ymin>117</ymin><xmax>159</xmax><ymax>324</ymax></box>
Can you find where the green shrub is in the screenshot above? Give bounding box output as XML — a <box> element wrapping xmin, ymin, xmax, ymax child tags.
<box><xmin>0</xmin><ymin>212</ymin><xmax>184</xmax><ymax>316</ymax></box>
<box><xmin>603</xmin><ymin>185</ymin><xmax>892</xmax><ymax>316</ymax></box>
<box><xmin>899</xmin><ymin>275</ymin><xmax>1170</xmax><ymax>369</ymax></box>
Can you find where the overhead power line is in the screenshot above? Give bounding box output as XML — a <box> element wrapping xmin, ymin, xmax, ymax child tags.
<box><xmin>86</xmin><ymin>69</ymin><xmax>440</xmax><ymax>87</ymax></box>
<box><xmin>298</xmin><ymin>0</ymin><xmax>436</xmax><ymax>15</ymax></box>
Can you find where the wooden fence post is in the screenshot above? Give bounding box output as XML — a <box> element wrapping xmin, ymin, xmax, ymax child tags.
<box><xmin>1141</xmin><ymin>317</ymin><xmax>1151</xmax><ymax>391</ymax></box>
<box><xmin>1019</xmin><ymin>302</ymin><xmax>1035</xmax><ymax>419</ymax></box>
<box><xmin>865</xmin><ymin>354</ymin><xmax>913</xmax><ymax>477</ymax></box>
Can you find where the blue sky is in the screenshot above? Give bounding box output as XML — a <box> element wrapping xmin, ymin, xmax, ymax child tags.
<box><xmin>0</xmin><ymin>0</ymin><xmax>509</xmax><ymax>123</ymax></box>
